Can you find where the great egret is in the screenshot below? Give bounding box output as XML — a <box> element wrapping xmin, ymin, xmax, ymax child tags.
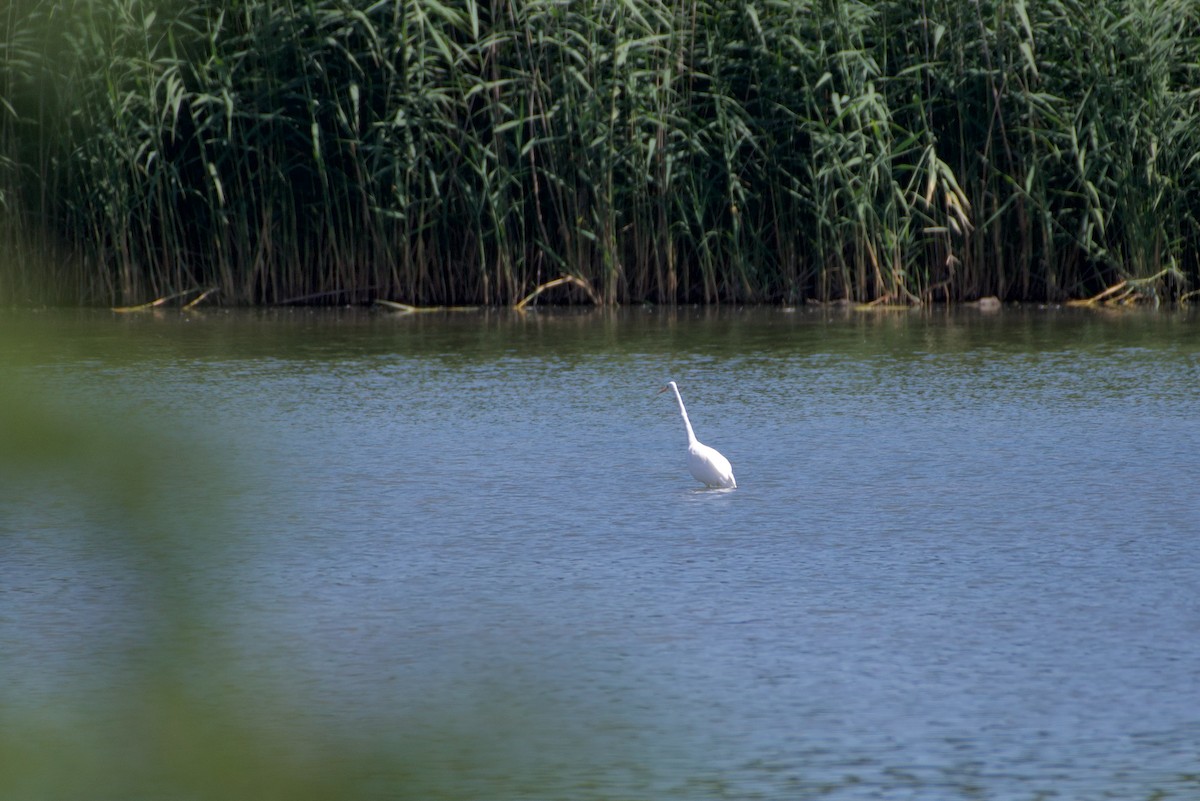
<box><xmin>658</xmin><ymin>380</ymin><xmax>737</xmax><ymax>489</ymax></box>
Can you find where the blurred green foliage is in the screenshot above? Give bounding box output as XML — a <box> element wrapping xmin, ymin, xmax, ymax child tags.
<box><xmin>0</xmin><ymin>362</ymin><xmax>635</xmax><ymax>800</ymax></box>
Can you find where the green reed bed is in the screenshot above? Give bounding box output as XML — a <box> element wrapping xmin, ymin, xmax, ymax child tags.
<box><xmin>2</xmin><ymin>0</ymin><xmax>1198</xmax><ymax>306</ymax></box>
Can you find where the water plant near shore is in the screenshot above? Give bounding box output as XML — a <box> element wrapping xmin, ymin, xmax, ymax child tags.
<box><xmin>2</xmin><ymin>0</ymin><xmax>1198</xmax><ymax>306</ymax></box>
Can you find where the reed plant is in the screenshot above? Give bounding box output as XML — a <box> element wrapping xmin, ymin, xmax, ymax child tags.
<box><xmin>2</xmin><ymin>0</ymin><xmax>1198</xmax><ymax>306</ymax></box>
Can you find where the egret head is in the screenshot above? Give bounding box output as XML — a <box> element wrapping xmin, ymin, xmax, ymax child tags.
<box><xmin>656</xmin><ymin>380</ymin><xmax>678</xmax><ymax>396</ymax></box>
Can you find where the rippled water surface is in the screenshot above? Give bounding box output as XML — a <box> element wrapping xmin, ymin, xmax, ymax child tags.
<box><xmin>3</xmin><ymin>306</ymin><xmax>1200</xmax><ymax>799</ymax></box>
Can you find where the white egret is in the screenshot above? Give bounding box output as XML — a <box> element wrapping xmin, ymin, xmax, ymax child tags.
<box><xmin>658</xmin><ymin>380</ymin><xmax>737</xmax><ymax>489</ymax></box>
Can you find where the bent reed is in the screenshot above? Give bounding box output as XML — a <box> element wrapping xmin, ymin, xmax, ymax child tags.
<box><xmin>2</xmin><ymin>0</ymin><xmax>1198</xmax><ymax>306</ymax></box>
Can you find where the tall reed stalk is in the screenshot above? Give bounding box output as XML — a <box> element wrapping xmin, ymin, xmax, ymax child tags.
<box><xmin>2</xmin><ymin>0</ymin><xmax>1198</xmax><ymax>305</ymax></box>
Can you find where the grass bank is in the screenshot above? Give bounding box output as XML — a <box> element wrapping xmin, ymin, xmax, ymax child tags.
<box><xmin>3</xmin><ymin>0</ymin><xmax>1199</xmax><ymax>306</ymax></box>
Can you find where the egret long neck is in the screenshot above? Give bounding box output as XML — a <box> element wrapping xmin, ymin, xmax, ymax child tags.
<box><xmin>671</xmin><ymin>384</ymin><xmax>698</xmax><ymax>445</ymax></box>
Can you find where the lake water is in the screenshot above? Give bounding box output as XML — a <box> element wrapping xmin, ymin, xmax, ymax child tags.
<box><xmin>2</xmin><ymin>305</ymin><xmax>1199</xmax><ymax>799</ymax></box>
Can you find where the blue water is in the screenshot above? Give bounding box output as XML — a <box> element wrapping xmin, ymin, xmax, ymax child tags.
<box><xmin>2</xmin><ymin>307</ymin><xmax>1199</xmax><ymax>799</ymax></box>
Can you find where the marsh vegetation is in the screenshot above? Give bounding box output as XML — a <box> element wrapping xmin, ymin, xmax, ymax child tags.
<box><xmin>2</xmin><ymin>0</ymin><xmax>1199</xmax><ymax>306</ymax></box>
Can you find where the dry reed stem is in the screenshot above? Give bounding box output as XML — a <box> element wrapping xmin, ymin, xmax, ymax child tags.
<box><xmin>513</xmin><ymin>275</ymin><xmax>601</xmax><ymax>310</ymax></box>
<box><xmin>112</xmin><ymin>288</ymin><xmax>208</xmax><ymax>313</ymax></box>
<box><xmin>1066</xmin><ymin>281</ymin><xmax>1129</xmax><ymax>307</ymax></box>
<box><xmin>182</xmin><ymin>288</ymin><xmax>218</xmax><ymax>310</ymax></box>
<box><xmin>1068</xmin><ymin>268</ymin><xmax>1177</xmax><ymax>307</ymax></box>
<box><xmin>374</xmin><ymin>299</ymin><xmax>480</xmax><ymax>314</ymax></box>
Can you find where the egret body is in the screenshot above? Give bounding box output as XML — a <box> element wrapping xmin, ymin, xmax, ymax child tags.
<box><xmin>658</xmin><ymin>380</ymin><xmax>736</xmax><ymax>489</ymax></box>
